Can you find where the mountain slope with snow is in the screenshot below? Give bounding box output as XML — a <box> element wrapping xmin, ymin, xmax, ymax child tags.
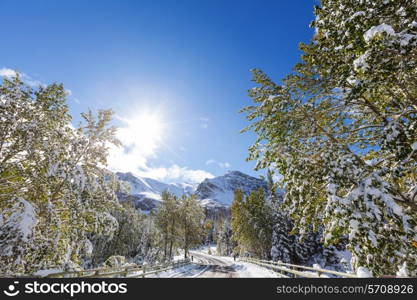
<box><xmin>116</xmin><ymin>172</ymin><xmax>196</xmax><ymax>211</ymax></box>
<box><xmin>116</xmin><ymin>170</ymin><xmax>267</xmax><ymax>212</ymax></box>
<box><xmin>195</xmin><ymin>170</ymin><xmax>268</xmax><ymax>209</ymax></box>
<box><xmin>117</xmin><ymin>172</ymin><xmax>195</xmax><ymax>198</ymax></box>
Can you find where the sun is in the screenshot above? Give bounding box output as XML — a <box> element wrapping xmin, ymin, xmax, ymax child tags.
<box><xmin>116</xmin><ymin>111</ymin><xmax>164</xmax><ymax>158</ymax></box>
<box><xmin>130</xmin><ymin>113</ymin><xmax>163</xmax><ymax>143</ymax></box>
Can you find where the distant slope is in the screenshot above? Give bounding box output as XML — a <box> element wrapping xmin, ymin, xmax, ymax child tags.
<box><xmin>116</xmin><ymin>172</ymin><xmax>196</xmax><ymax>211</ymax></box>
<box><xmin>116</xmin><ymin>170</ymin><xmax>268</xmax><ymax>212</ymax></box>
<box><xmin>116</xmin><ymin>172</ymin><xmax>195</xmax><ymax>198</ymax></box>
<box><xmin>195</xmin><ymin>170</ymin><xmax>268</xmax><ymax>209</ymax></box>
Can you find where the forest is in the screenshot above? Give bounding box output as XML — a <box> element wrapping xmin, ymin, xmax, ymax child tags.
<box><xmin>1</xmin><ymin>0</ymin><xmax>416</xmax><ymax>277</ymax></box>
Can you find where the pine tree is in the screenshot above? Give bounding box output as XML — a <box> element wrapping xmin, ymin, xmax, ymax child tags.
<box><xmin>0</xmin><ymin>75</ymin><xmax>122</xmax><ymax>274</ymax></box>
<box><xmin>135</xmin><ymin>213</ymin><xmax>161</xmax><ymax>264</ymax></box>
<box><xmin>91</xmin><ymin>201</ymin><xmax>148</xmax><ymax>266</ymax></box>
<box><xmin>241</xmin><ymin>0</ymin><xmax>417</xmax><ymax>276</ymax></box>
<box><xmin>203</xmin><ymin>219</ymin><xmax>215</xmax><ymax>245</ymax></box>
<box><xmin>177</xmin><ymin>194</ymin><xmax>205</xmax><ymax>258</ymax></box>
<box><xmin>270</xmin><ymin>208</ymin><xmax>294</xmax><ymax>263</ymax></box>
<box><xmin>231</xmin><ymin>188</ymin><xmax>273</xmax><ymax>259</ymax></box>
<box><xmin>268</xmin><ymin>168</ymin><xmax>294</xmax><ymax>263</ymax></box>
<box><xmin>154</xmin><ymin>191</ymin><xmax>180</xmax><ymax>261</ymax></box>
<box><xmin>217</xmin><ymin>220</ymin><xmax>233</xmax><ymax>256</ymax></box>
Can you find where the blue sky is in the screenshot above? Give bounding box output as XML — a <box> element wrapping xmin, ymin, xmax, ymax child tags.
<box><xmin>0</xmin><ymin>0</ymin><xmax>315</xmax><ymax>183</ymax></box>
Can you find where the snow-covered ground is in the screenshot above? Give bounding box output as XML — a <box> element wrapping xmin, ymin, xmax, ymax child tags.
<box><xmin>150</xmin><ymin>250</ymin><xmax>278</xmax><ymax>278</ymax></box>
<box><xmin>148</xmin><ymin>263</ymin><xmax>210</xmax><ymax>278</ymax></box>
<box><xmin>196</xmin><ymin>244</ymin><xmax>217</xmax><ymax>255</ymax></box>
<box><xmin>212</xmin><ymin>254</ymin><xmax>278</xmax><ymax>278</ymax></box>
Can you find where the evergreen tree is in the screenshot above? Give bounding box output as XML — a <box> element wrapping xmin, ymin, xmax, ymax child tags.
<box><xmin>241</xmin><ymin>0</ymin><xmax>417</xmax><ymax>276</ymax></box>
<box><xmin>0</xmin><ymin>75</ymin><xmax>122</xmax><ymax>274</ymax></box>
<box><xmin>231</xmin><ymin>189</ymin><xmax>248</xmax><ymax>255</ymax></box>
<box><xmin>270</xmin><ymin>208</ymin><xmax>294</xmax><ymax>263</ymax></box>
<box><xmin>267</xmin><ymin>168</ymin><xmax>294</xmax><ymax>263</ymax></box>
<box><xmin>134</xmin><ymin>213</ymin><xmax>162</xmax><ymax>264</ymax></box>
<box><xmin>177</xmin><ymin>194</ymin><xmax>205</xmax><ymax>258</ymax></box>
<box><xmin>203</xmin><ymin>219</ymin><xmax>215</xmax><ymax>245</ymax></box>
<box><xmin>231</xmin><ymin>188</ymin><xmax>273</xmax><ymax>259</ymax></box>
<box><xmin>91</xmin><ymin>201</ymin><xmax>148</xmax><ymax>266</ymax></box>
<box><xmin>154</xmin><ymin>191</ymin><xmax>180</xmax><ymax>261</ymax></box>
<box><xmin>266</xmin><ymin>169</ymin><xmax>277</xmax><ymax>201</ymax></box>
<box><xmin>217</xmin><ymin>220</ymin><xmax>233</xmax><ymax>256</ymax></box>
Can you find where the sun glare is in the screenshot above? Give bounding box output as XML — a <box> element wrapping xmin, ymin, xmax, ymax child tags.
<box><xmin>117</xmin><ymin>112</ymin><xmax>164</xmax><ymax>158</ymax></box>
<box><xmin>130</xmin><ymin>114</ymin><xmax>163</xmax><ymax>142</ymax></box>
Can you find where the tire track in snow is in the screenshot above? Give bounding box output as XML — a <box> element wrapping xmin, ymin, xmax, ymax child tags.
<box><xmin>190</xmin><ymin>252</ymin><xmax>239</xmax><ymax>278</ymax></box>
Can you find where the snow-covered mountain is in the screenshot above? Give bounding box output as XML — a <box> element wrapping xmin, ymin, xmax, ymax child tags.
<box><xmin>116</xmin><ymin>172</ymin><xmax>196</xmax><ymax>211</ymax></box>
<box><xmin>117</xmin><ymin>172</ymin><xmax>195</xmax><ymax>199</ymax></box>
<box><xmin>116</xmin><ymin>170</ymin><xmax>267</xmax><ymax>212</ymax></box>
<box><xmin>195</xmin><ymin>170</ymin><xmax>268</xmax><ymax>209</ymax></box>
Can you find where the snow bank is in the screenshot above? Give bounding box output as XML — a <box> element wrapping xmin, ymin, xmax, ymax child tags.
<box><xmin>33</xmin><ymin>269</ymin><xmax>63</xmax><ymax>277</ymax></box>
<box><xmin>197</xmin><ymin>244</ymin><xmax>217</xmax><ymax>255</ymax></box>
<box><xmin>236</xmin><ymin>261</ymin><xmax>279</xmax><ymax>278</ymax></box>
<box><xmin>213</xmin><ymin>255</ymin><xmax>278</xmax><ymax>278</ymax></box>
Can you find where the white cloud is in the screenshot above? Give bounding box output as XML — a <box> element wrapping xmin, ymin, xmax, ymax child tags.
<box><xmin>106</xmin><ymin>114</ymin><xmax>160</xmax><ymax>175</ymax></box>
<box><xmin>206</xmin><ymin>159</ymin><xmax>231</xmax><ymax>169</ymax></box>
<box><xmin>136</xmin><ymin>164</ymin><xmax>214</xmax><ymax>184</ymax></box>
<box><xmin>107</xmin><ymin>145</ymin><xmax>213</xmax><ymax>184</ymax></box>
<box><xmin>1</xmin><ymin>68</ymin><xmax>74</xmax><ymax>97</ymax></box>
<box><xmin>199</xmin><ymin>116</ymin><xmax>210</xmax><ymax>129</ymax></box>
<box><xmin>23</xmin><ymin>78</ymin><xmax>44</xmax><ymax>87</ymax></box>
<box><xmin>0</xmin><ymin>68</ymin><xmax>18</xmax><ymax>77</ymax></box>
<box><xmin>0</xmin><ymin>67</ymin><xmax>44</xmax><ymax>87</ymax></box>
<box><xmin>106</xmin><ymin>142</ymin><xmax>149</xmax><ymax>175</ymax></box>
<box><xmin>206</xmin><ymin>159</ymin><xmax>215</xmax><ymax>165</ymax></box>
<box><xmin>106</xmin><ymin>113</ymin><xmax>213</xmax><ymax>184</ymax></box>
<box><xmin>219</xmin><ymin>162</ymin><xmax>231</xmax><ymax>168</ymax></box>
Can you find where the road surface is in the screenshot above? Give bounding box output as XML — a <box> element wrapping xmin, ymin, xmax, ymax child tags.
<box><xmin>190</xmin><ymin>252</ymin><xmax>239</xmax><ymax>278</ymax></box>
<box><xmin>152</xmin><ymin>251</ymin><xmax>277</xmax><ymax>278</ymax></box>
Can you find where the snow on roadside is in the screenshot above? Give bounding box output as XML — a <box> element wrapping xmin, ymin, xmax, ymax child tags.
<box><xmin>148</xmin><ymin>264</ymin><xmax>208</xmax><ymax>278</ymax></box>
<box><xmin>235</xmin><ymin>261</ymin><xmax>279</xmax><ymax>278</ymax></box>
<box><xmin>207</xmin><ymin>254</ymin><xmax>278</xmax><ymax>278</ymax></box>
<box><xmin>196</xmin><ymin>244</ymin><xmax>217</xmax><ymax>255</ymax></box>
<box><xmin>33</xmin><ymin>268</ymin><xmax>63</xmax><ymax>277</ymax></box>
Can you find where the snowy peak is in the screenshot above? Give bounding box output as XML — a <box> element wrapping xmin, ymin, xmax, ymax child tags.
<box><xmin>116</xmin><ymin>170</ymin><xmax>267</xmax><ymax>211</ymax></box>
<box><xmin>115</xmin><ymin>172</ymin><xmax>197</xmax><ymax>211</ymax></box>
<box><xmin>116</xmin><ymin>172</ymin><xmax>196</xmax><ymax>199</ymax></box>
<box><xmin>195</xmin><ymin>170</ymin><xmax>268</xmax><ymax>207</ymax></box>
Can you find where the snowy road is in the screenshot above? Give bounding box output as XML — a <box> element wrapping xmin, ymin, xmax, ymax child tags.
<box><xmin>190</xmin><ymin>252</ymin><xmax>239</xmax><ymax>278</ymax></box>
<box><xmin>152</xmin><ymin>251</ymin><xmax>278</xmax><ymax>278</ymax></box>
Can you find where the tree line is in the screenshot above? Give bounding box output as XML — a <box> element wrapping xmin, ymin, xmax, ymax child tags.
<box><xmin>220</xmin><ymin>171</ymin><xmax>343</xmax><ymax>269</ymax></box>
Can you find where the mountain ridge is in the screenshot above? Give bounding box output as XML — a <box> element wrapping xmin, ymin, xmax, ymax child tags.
<box><xmin>116</xmin><ymin>170</ymin><xmax>268</xmax><ymax>212</ymax></box>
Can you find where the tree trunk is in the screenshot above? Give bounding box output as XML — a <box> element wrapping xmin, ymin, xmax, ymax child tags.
<box><xmin>169</xmin><ymin>240</ymin><xmax>173</xmax><ymax>260</ymax></box>
<box><xmin>163</xmin><ymin>233</ymin><xmax>168</xmax><ymax>260</ymax></box>
<box><xmin>184</xmin><ymin>232</ymin><xmax>189</xmax><ymax>259</ymax></box>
